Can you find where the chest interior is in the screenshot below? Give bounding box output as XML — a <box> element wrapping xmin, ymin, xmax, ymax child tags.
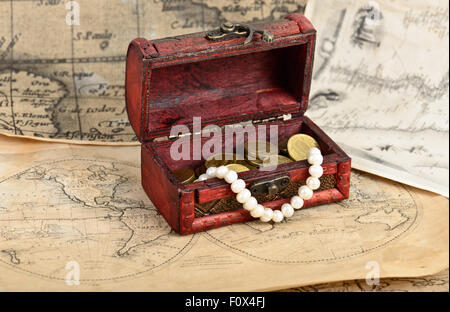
<box><xmin>145</xmin><ymin>114</ymin><xmax>341</xmax><ymax>216</ymax></box>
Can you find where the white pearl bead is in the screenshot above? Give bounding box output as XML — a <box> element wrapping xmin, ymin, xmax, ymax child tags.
<box><xmin>224</xmin><ymin>170</ymin><xmax>238</xmax><ymax>184</ymax></box>
<box><xmin>272</xmin><ymin>210</ymin><xmax>284</xmax><ymax>222</ymax></box>
<box><xmin>309</xmin><ymin>165</ymin><xmax>323</xmax><ymax>178</ymax></box>
<box><xmin>198</xmin><ymin>174</ymin><xmax>208</xmax><ymax>181</ymax></box>
<box><xmin>215</xmin><ymin>165</ymin><xmax>229</xmax><ymax>179</ymax></box>
<box><xmin>307</xmin><ymin>153</ymin><xmax>323</xmax><ymax>166</ymax></box>
<box><xmin>306</xmin><ymin>176</ymin><xmax>320</xmax><ymax>190</ymax></box>
<box><xmin>250</xmin><ymin>204</ymin><xmax>265</xmax><ymax>218</ymax></box>
<box><xmin>206</xmin><ymin>167</ymin><xmax>217</xmax><ymax>178</ymax></box>
<box><xmin>231</xmin><ymin>179</ymin><xmax>246</xmax><ymax>193</ymax></box>
<box><xmin>281</xmin><ymin>203</ymin><xmax>294</xmax><ymax>218</ymax></box>
<box><xmin>290</xmin><ymin>196</ymin><xmax>304</xmax><ymax>209</ymax></box>
<box><xmin>243</xmin><ymin>196</ymin><xmax>258</xmax><ymax>211</ymax></box>
<box><xmin>298</xmin><ymin>185</ymin><xmax>313</xmax><ymax>200</ymax></box>
<box><xmin>236</xmin><ymin>188</ymin><xmax>251</xmax><ymax>203</ymax></box>
<box><xmin>308</xmin><ymin>147</ymin><xmax>321</xmax><ymax>157</ymax></box>
<box><xmin>260</xmin><ymin>208</ymin><xmax>274</xmax><ymax>222</ymax></box>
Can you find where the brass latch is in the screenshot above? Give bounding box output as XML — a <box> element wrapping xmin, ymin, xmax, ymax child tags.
<box><xmin>249</xmin><ymin>175</ymin><xmax>290</xmax><ymax>196</ymax></box>
<box><xmin>206</xmin><ymin>22</ymin><xmax>274</xmax><ymax>45</ymax></box>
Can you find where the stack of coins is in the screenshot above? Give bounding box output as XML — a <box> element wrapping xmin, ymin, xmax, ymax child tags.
<box><xmin>204</xmin><ymin>153</ymin><xmax>246</xmax><ymax>169</ymax></box>
<box><xmin>244</xmin><ymin>140</ymin><xmax>278</xmax><ymax>167</ymax></box>
<box><xmin>174</xmin><ymin>134</ymin><xmax>320</xmax><ymax>184</ymax></box>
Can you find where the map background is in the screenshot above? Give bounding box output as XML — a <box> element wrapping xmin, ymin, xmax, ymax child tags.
<box><xmin>0</xmin><ymin>0</ymin><xmax>307</xmax><ymax>142</ymax></box>
<box><xmin>305</xmin><ymin>0</ymin><xmax>449</xmax><ymax>196</ymax></box>
<box><xmin>0</xmin><ymin>0</ymin><xmax>448</xmax><ymax>291</ymax></box>
<box><xmin>0</xmin><ymin>136</ymin><xmax>447</xmax><ymax>291</ymax></box>
<box><xmin>0</xmin><ymin>0</ymin><xmax>448</xmax><ymax>197</ymax></box>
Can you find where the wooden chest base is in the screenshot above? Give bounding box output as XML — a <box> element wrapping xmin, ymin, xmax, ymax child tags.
<box><xmin>140</xmin><ymin>115</ymin><xmax>351</xmax><ymax>235</ymax></box>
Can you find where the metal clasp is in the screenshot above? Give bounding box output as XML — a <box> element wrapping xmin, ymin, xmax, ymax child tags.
<box><xmin>249</xmin><ymin>175</ymin><xmax>290</xmax><ymax>196</ymax></box>
<box><xmin>206</xmin><ymin>21</ymin><xmax>274</xmax><ymax>45</ymax></box>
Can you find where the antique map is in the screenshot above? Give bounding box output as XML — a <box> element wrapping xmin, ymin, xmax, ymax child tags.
<box><xmin>0</xmin><ymin>0</ymin><xmax>448</xmax><ymax>291</ymax></box>
<box><xmin>0</xmin><ymin>0</ymin><xmax>448</xmax><ymax>198</ymax></box>
<box><xmin>305</xmin><ymin>0</ymin><xmax>449</xmax><ymax>196</ymax></box>
<box><xmin>279</xmin><ymin>269</ymin><xmax>449</xmax><ymax>292</ymax></box>
<box><xmin>0</xmin><ymin>0</ymin><xmax>306</xmax><ymax>143</ymax></box>
<box><xmin>0</xmin><ymin>137</ymin><xmax>447</xmax><ymax>291</ymax></box>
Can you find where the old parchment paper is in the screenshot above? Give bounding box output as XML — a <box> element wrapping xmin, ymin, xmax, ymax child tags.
<box><xmin>279</xmin><ymin>269</ymin><xmax>449</xmax><ymax>292</ymax></box>
<box><xmin>0</xmin><ymin>0</ymin><xmax>448</xmax><ymax>291</ymax></box>
<box><xmin>0</xmin><ymin>0</ymin><xmax>448</xmax><ymax>197</ymax></box>
<box><xmin>305</xmin><ymin>0</ymin><xmax>449</xmax><ymax>196</ymax></box>
<box><xmin>0</xmin><ymin>136</ymin><xmax>447</xmax><ymax>291</ymax></box>
<box><xmin>0</xmin><ymin>0</ymin><xmax>307</xmax><ymax>144</ymax></box>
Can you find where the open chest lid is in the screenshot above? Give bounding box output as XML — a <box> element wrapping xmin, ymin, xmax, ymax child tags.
<box><xmin>125</xmin><ymin>13</ymin><xmax>316</xmax><ymax>142</ymax></box>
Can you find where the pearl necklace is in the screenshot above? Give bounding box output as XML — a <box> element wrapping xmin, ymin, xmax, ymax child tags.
<box><xmin>198</xmin><ymin>147</ymin><xmax>324</xmax><ymax>223</ymax></box>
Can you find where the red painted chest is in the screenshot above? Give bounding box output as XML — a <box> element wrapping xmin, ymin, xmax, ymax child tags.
<box><xmin>125</xmin><ymin>14</ymin><xmax>351</xmax><ymax>235</ymax></box>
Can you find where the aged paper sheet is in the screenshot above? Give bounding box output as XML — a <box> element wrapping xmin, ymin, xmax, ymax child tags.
<box><xmin>0</xmin><ymin>136</ymin><xmax>447</xmax><ymax>291</ymax></box>
<box><xmin>0</xmin><ymin>0</ymin><xmax>306</xmax><ymax>144</ymax></box>
<box><xmin>281</xmin><ymin>269</ymin><xmax>449</xmax><ymax>292</ymax></box>
<box><xmin>305</xmin><ymin>0</ymin><xmax>449</xmax><ymax>196</ymax></box>
<box><xmin>0</xmin><ymin>0</ymin><xmax>448</xmax><ymax>291</ymax></box>
<box><xmin>1</xmin><ymin>0</ymin><xmax>448</xmax><ymax>197</ymax></box>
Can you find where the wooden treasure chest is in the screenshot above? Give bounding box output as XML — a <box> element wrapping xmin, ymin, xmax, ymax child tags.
<box><xmin>125</xmin><ymin>13</ymin><xmax>351</xmax><ymax>235</ymax></box>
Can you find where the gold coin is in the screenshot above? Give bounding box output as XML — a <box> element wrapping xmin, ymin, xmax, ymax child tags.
<box><xmin>205</xmin><ymin>153</ymin><xmax>245</xmax><ymax>168</ymax></box>
<box><xmin>173</xmin><ymin>168</ymin><xmax>195</xmax><ymax>184</ymax></box>
<box><xmin>244</xmin><ymin>140</ymin><xmax>278</xmax><ymax>160</ymax></box>
<box><xmin>261</xmin><ymin>155</ymin><xmax>293</xmax><ymax>167</ymax></box>
<box><xmin>287</xmin><ymin>134</ymin><xmax>320</xmax><ymax>161</ymax></box>
<box><xmin>225</xmin><ymin>163</ymin><xmax>250</xmax><ymax>173</ymax></box>
<box><xmin>246</xmin><ymin>158</ymin><xmax>263</xmax><ymax>167</ymax></box>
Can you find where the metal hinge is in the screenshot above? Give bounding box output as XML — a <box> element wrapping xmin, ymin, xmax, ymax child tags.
<box><xmin>168</xmin><ymin>131</ymin><xmax>199</xmax><ymax>140</ymax></box>
<box><xmin>158</xmin><ymin>114</ymin><xmax>292</xmax><ymax>141</ymax></box>
<box><xmin>206</xmin><ymin>22</ymin><xmax>274</xmax><ymax>45</ymax></box>
<box><xmin>252</xmin><ymin>113</ymin><xmax>292</xmax><ymax>125</ymax></box>
<box><xmin>167</xmin><ymin>127</ymin><xmax>219</xmax><ymax>140</ymax></box>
